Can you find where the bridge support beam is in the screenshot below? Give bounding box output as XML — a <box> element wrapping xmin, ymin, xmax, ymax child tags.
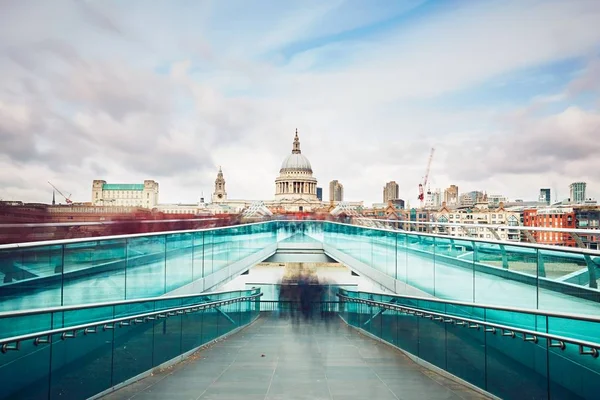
<box><xmin>571</xmin><ymin>233</ymin><xmax>598</xmax><ymax>289</ymax></box>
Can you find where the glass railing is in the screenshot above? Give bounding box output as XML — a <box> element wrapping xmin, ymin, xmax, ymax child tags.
<box><xmin>0</xmin><ymin>289</ymin><xmax>258</xmax><ymax>341</ymax></box>
<box><xmin>323</xmin><ymin>221</ymin><xmax>600</xmax><ymax>315</ymax></box>
<box><xmin>244</xmin><ymin>283</ymin><xmax>356</xmax><ymax>301</ymax></box>
<box><xmin>339</xmin><ymin>289</ymin><xmax>600</xmax><ymax>400</ymax></box>
<box><xmin>0</xmin><ymin>222</ymin><xmax>280</xmax><ymax>312</ymax></box>
<box><xmin>259</xmin><ymin>299</ymin><xmax>340</xmax><ymax>314</ymax></box>
<box><xmin>0</xmin><ymin>289</ymin><xmax>261</xmax><ymax>400</ymax></box>
<box><xmin>1</xmin><ymin>219</ymin><xmax>599</xmax><ymax>317</ymax></box>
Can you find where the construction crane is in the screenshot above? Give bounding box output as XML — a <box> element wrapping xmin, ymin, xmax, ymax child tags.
<box><xmin>48</xmin><ymin>181</ymin><xmax>73</xmax><ymax>204</ymax></box>
<box><xmin>417</xmin><ymin>147</ymin><xmax>435</xmax><ymax>207</ymax></box>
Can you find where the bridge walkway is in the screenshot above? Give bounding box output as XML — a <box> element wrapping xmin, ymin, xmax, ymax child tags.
<box><xmin>102</xmin><ymin>314</ymin><xmax>487</xmax><ymax>400</ymax></box>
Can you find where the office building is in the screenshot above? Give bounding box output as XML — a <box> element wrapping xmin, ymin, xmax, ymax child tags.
<box><xmin>425</xmin><ymin>189</ymin><xmax>442</xmax><ymax>209</ymax></box>
<box><xmin>570</xmin><ymin>182</ymin><xmax>586</xmax><ymax>204</ymax></box>
<box><xmin>443</xmin><ymin>185</ymin><xmax>459</xmax><ymax>205</ymax></box>
<box><xmin>488</xmin><ymin>194</ymin><xmax>507</xmax><ymax>207</ymax></box>
<box><xmin>383</xmin><ymin>181</ymin><xmax>399</xmax><ymax>203</ymax></box>
<box><xmin>539</xmin><ymin>188</ymin><xmax>551</xmax><ymax>205</ymax></box>
<box><xmin>329</xmin><ymin>180</ymin><xmax>344</xmax><ymax>202</ymax></box>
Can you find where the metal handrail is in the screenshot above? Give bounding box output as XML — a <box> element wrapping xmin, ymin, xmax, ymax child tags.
<box><xmin>0</xmin><ymin>293</ymin><xmax>262</xmax><ymax>353</ymax></box>
<box><xmin>339</xmin><ymin>289</ymin><xmax>600</xmax><ymax>323</ymax></box>
<box><xmin>2</xmin><ymin>219</ymin><xmax>599</xmax><ymax>255</ymax></box>
<box><xmin>324</xmin><ymin>220</ymin><xmax>600</xmax><ymax>256</ymax></box>
<box><xmin>0</xmin><ymin>288</ymin><xmax>259</xmax><ymax>319</ymax></box>
<box><xmin>338</xmin><ymin>294</ymin><xmax>600</xmax><ymax>358</ymax></box>
<box><xmin>358</xmin><ymin>217</ymin><xmax>600</xmax><ymax>236</ymax></box>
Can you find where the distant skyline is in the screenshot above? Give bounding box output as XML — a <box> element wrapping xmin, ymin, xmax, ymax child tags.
<box><xmin>1</xmin><ymin>0</ymin><xmax>599</xmax><ymax>206</ymax></box>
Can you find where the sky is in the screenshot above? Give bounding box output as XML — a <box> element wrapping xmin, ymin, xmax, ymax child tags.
<box><xmin>1</xmin><ymin>0</ymin><xmax>599</xmax><ymax>206</ymax></box>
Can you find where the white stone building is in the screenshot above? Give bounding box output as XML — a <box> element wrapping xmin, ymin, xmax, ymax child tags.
<box><xmin>92</xmin><ymin>180</ymin><xmax>159</xmax><ymax>208</ymax></box>
<box><xmin>207</xmin><ymin>130</ymin><xmax>324</xmax><ymax>213</ymax></box>
<box><xmin>271</xmin><ymin>130</ymin><xmax>322</xmax><ymax>212</ymax></box>
<box><xmin>212</xmin><ymin>167</ymin><xmax>227</xmax><ymax>203</ymax></box>
<box><xmin>155</xmin><ymin>203</ymin><xmax>212</xmax><ymax>215</ymax></box>
<box><xmin>90</xmin><ymin>131</ymin><xmax>356</xmax><ymax>215</ymax></box>
<box><xmin>433</xmin><ymin>203</ymin><xmax>521</xmax><ymax>241</ymax></box>
<box><xmin>487</xmin><ymin>194</ymin><xmax>508</xmax><ymax>207</ymax></box>
<box><xmin>425</xmin><ymin>188</ymin><xmax>442</xmax><ymax>209</ymax></box>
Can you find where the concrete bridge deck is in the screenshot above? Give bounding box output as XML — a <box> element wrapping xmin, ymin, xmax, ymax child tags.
<box><xmin>102</xmin><ymin>314</ymin><xmax>487</xmax><ymax>400</ymax></box>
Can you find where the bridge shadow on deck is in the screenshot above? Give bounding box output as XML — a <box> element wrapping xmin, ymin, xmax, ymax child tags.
<box><xmin>102</xmin><ymin>313</ymin><xmax>488</xmax><ymax>400</ymax></box>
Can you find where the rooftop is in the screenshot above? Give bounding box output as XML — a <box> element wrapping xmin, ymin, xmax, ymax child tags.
<box><xmin>102</xmin><ymin>184</ymin><xmax>145</xmax><ymax>191</ymax></box>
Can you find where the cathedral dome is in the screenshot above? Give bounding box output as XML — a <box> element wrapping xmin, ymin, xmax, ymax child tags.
<box><xmin>275</xmin><ymin>129</ymin><xmax>318</xmax><ymax>205</ymax></box>
<box><xmin>279</xmin><ymin>129</ymin><xmax>313</xmax><ymax>174</ymax></box>
<box><xmin>280</xmin><ymin>153</ymin><xmax>312</xmax><ymax>173</ymax></box>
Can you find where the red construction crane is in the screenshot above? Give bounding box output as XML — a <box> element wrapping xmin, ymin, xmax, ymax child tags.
<box><xmin>417</xmin><ymin>148</ymin><xmax>435</xmax><ymax>207</ymax></box>
<box><xmin>48</xmin><ymin>181</ymin><xmax>73</xmax><ymax>204</ymax></box>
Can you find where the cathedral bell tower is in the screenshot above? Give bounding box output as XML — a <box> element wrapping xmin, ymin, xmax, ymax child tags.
<box><xmin>212</xmin><ymin>166</ymin><xmax>227</xmax><ymax>203</ymax></box>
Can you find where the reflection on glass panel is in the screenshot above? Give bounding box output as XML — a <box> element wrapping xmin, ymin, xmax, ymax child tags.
<box><xmin>153</xmin><ymin>314</ymin><xmax>183</xmax><ymax>366</ymax></box>
<box><xmin>165</xmin><ymin>232</ymin><xmax>194</xmax><ymax>293</ymax></box>
<box><xmin>202</xmin><ymin>307</ymin><xmax>218</xmax><ymax>343</ymax></box>
<box><xmin>181</xmin><ymin>306</ymin><xmax>204</xmax><ymax>352</ymax></box>
<box><xmin>55</xmin><ymin>305</ymin><xmax>114</xmax><ymax>330</ymax></box>
<box><xmin>549</xmin><ymin>345</ymin><xmax>599</xmax><ymax>399</ymax></box>
<box><xmin>210</xmin><ymin>229</ymin><xmax>227</xmax><ymax>276</ymax></box>
<box><xmin>473</xmin><ymin>242</ymin><xmax>538</xmax><ymax>309</ymax></box>
<box><xmin>395</xmin><ymin>232</ymin><xmax>407</xmax><ymax>288</ymax></box>
<box><xmin>538</xmin><ymin>248</ymin><xmax>600</xmax><ymax>315</ymax></box>
<box><xmin>0</xmin><ymin>245</ymin><xmax>64</xmax><ymax>311</ymax></box>
<box><xmin>63</xmin><ymin>239</ymin><xmax>126</xmax><ymax>306</ymax></box>
<box><xmin>192</xmin><ymin>231</ymin><xmax>205</xmax><ymax>280</ymax></box>
<box><xmin>0</xmin><ymin>338</ymin><xmax>51</xmax><ymax>399</ymax></box>
<box><xmin>50</xmin><ymin>329</ymin><xmax>113</xmax><ymax>399</ymax></box>
<box><xmin>126</xmin><ymin>235</ymin><xmax>166</xmax><ymax>299</ymax></box>
<box><xmin>484</xmin><ymin>308</ymin><xmax>539</xmax><ymax>331</ymax></box>
<box><xmin>114</xmin><ymin>299</ymin><xmax>155</xmax><ymax>319</ymax></box>
<box><xmin>406</xmin><ymin>234</ymin><xmax>434</xmax><ymax>294</ymax></box>
<box><xmin>0</xmin><ymin>310</ymin><xmax>52</xmax><ymax>339</ymax></box>
<box><xmin>434</xmin><ymin>237</ymin><xmax>474</xmax><ymax>302</ymax></box>
<box><xmin>485</xmin><ymin>327</ymin><xmax>548</xmax><ymax>399</ymax></box>
<box><xmin>112</xmin><ymin>322</ymin><xmax>155</xmax><ymax>385</ymax></box>
<box><xmin>375</xmin><ymin>229</ymin><xmax>396</xmax><ymax>278</ymax></box>
<box><xmin>446</xmin><ymin>321</ymin><xmax>486</xmax><ymax>389</ymax></box>
<box><xmin>547</xmin><ymin>315</ymin><xmax>600</xmax><ymax>343</ymax></box>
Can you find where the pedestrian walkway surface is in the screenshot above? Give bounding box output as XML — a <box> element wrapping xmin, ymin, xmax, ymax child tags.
<box><xmin>102</xmin><ymin>315</ymin><xmax>489</xmax><ymax>400</ymax></box>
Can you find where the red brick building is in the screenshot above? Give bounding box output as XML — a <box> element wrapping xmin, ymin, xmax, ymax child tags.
<box><xmin>522</xmin><ymin>208</ymin><xmax>576</xmax><ymax>247</ymax></box>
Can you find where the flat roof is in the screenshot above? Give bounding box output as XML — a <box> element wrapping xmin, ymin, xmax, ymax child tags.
<box><xmin>102</xmin><ymin>184</ymin><xmax>144</xmax><ymax>191</ymax></box>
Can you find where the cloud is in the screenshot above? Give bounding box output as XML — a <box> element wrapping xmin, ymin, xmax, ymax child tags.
<box><xmin>444</xmin><ymin>106</ymin><xmax>600</xmax><ymax>192</ymax></box>
<box><xmin>0</xmin><ymin>0</ymin><xmax>599</xmax><ymax>205</ymax></box>
<box><xmin>273</xmin><ymin>0</ymin><xmax>600</xmax><ymax>107</ymax></box>
<box><xmin>75</xmin><ymin>0</ymin><xmax>123</xmax><ymax>35</ymax></box>
<box><xmin>567</xmin><ymin>57</ymin><xmax>600</xmax><ymax>96</ymax></box>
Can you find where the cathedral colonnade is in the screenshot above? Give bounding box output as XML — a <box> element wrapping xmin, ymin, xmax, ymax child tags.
<box><xmin>212</xmin><ymin>129</ymin><xmax>322</xmax><ymax>213</ymax></box>
<box><xmin>276</xmin><ymin>181</ymin><xmax>316</xmax><ymax>194</ymax></box>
